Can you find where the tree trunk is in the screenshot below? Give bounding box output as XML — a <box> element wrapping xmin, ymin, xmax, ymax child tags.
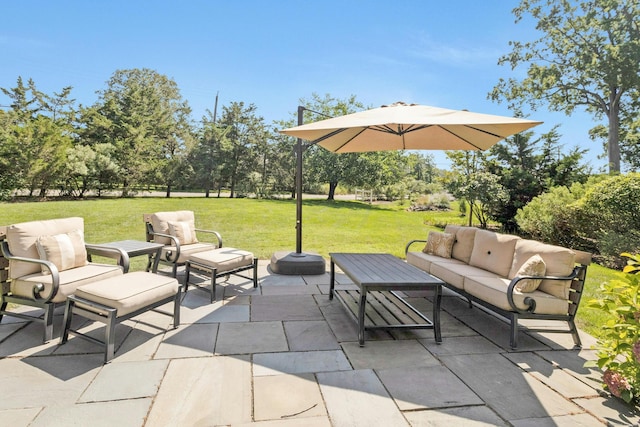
<box><xmin>608</xmin><ymin>93</ymin><xmax>621</xmax><ymax>173</ymax></box>
<box><xmin>205</xmin><ymin>187</ymin><xmax>210</xmax><ymax>198</ymax></box>
<box><xmin>327</xmin><ymin>181</ymin><xmax>338</xmax><ymax>200</ymax></box>
<box><xmin>165</xmin><ymin>184</ymin><xmax>171</xmax><ymax>198</ymax></box>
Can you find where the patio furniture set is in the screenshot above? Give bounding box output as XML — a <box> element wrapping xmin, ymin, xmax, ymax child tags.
<box><xmin>0</xmin><ymin>210</ymin><xmax>593</xmax><ymax>363</ymax></box>
<box><xmin>0</xmin><ymin>211</ymin><xmax>257</xmax><ymax>362</ymax></box>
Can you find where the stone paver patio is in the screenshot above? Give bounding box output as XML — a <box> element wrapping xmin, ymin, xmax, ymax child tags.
<box><xmin>1</xmin><ymin>260</ymin><xmax>639</xmax><ymax>426</ymax></box>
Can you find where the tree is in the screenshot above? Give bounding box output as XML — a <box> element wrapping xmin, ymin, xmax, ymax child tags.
<box><xmin>83</xmin><ymin>68</ymin><xmax>193</xmax><ymax>196</ymax></box>
<box><xmin>490</xmin><ymin>0</ymin><xmax>640</xmax><ymax>173</ymax></box>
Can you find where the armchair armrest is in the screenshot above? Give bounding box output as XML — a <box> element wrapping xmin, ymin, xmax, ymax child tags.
<box><xmin>405</xmin><ymin>239</ymin><xmax>427</xmax><ymax>255</ymax></box>
<box><xmin>1</xmin><ymin>240</ymin><xmax>60</xmax><ymax>302</ymax></box>
<box><xmin>506</xmin><ymin>266</ymin><xmax>581</xmax><ymax>313</ymax></box>
<box><xmin>85</xmin><ymin>244</ymin><xmax>130</xmax><ymax>273</ymax></box>
<box><xmin>195</xmin><ymin>228</ymin><xmax>223</xmax><ymax>247</ymax></box>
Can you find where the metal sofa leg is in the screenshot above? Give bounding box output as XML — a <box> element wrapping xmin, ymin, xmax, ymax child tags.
<box><xmin>252</xmin><ymin>258</ymin><xmax>258</xmax><ymax>288</ymax></box>
<box><xmin>184</xmin><ymin>262</ymin><xmax>191</xmax><ymax>294</ymax></box>
<box><xmin>569</xmin><ymin>319</ymin><xmax>582</xmax><ymax>347</ymax></box>
<box><xmin>210</xmin><ymin>268</ymin><xmax>218</xmax><ymax>303</ymax></box>
<box><xmin>510</xmin><ymin>313</ymin><xmax>519</xmax><ymax>349</ymax></box>
<box><xmin>43</xmin><ymin>303</ymin><xmax>55</xmax><ymax>343</ymax></box>
<box><xmin>0</xmin><ymin>300</ymin><xmax>7</xmax><ymax>323</ymax></box>
<box><xmin>173</xmin><ymin>287</ymin><xmax>181</xmax><ymax>328</ymax></box>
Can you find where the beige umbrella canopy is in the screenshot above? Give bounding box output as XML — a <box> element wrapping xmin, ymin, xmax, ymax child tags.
<box><xmin>280</xmin><ymin>102</ymin><xmax>542</xmax><ymax>152</ymax></box>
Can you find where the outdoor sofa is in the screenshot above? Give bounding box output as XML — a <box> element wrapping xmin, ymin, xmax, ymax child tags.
<box><xmin>405</xmin><ymin>225</ymin><xmax>592</xmax><ymax>348</ymax></box>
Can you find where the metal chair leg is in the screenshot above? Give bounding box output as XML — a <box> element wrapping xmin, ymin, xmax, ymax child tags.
<box><xmin>43</xmin><ymin>303</ymin><xmax>55</xmax><ymax>343</ymax></box>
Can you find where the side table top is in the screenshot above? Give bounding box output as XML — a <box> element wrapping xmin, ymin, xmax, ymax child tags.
<box><xmin>98</xmin><ymin>240</ymin><xmax>164</xmax><ymax>255</ymax></box>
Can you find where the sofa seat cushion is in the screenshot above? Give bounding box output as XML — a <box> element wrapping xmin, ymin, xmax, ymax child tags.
<box><xmin>151</xmin><ymin>210</ymin><xmax>196</xmax><ymax>245</ymax></box>
<box><xmin>74</xmin><ymin>271</ymin><xmax>179</xmax><ymax>317</ymax></box>
<box><xmin>509</xmin><ymin>239</ymin><xmax>575</xmax><ymax>299</ymax></box>
<box><xmin>406</xmin><ymin>251</ymin><xmax>463</xmax><ymax>274</ymax></box>
<box><xmin>464</xmin><ymin>275</ymin><xmax>568</xmax><ymax>315</ymax></box>
<box><xmin>469</xmin><ymin>229</ymin><xmax>520</xmax><ymax>277</ymax></box>
<box><xmin>160</xmin><ymin>242</ymin><xmax>218</xmax><ymax>264</ymax></box>
<box><xmin>444</xmin><ymin>225</ymin><xmax>478</xmax><ymax>264</ymax></box>
<box><xmin>188</xmin><ymin>247</ymin><xmax>255</xmax><ymax>272</ymax></box>
<box><xmin>7</xmin><ymin>217</ymin><xmax>85</xmax><ymax>279</ymax></box>
<box><xmin>430</xmin><ymin>261</ymin><xmax>496</xmax><ymax>290</ymax></box>
<box><xmin>11</xmin><ymin>263</ymin><xmax>123</xmax><ymax>303</ymax></box>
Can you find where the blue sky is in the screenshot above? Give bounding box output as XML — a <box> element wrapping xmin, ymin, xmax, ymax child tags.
<box><xmin>1</xmin><ymin>0</ymin><xmax>606</xmax><ymax>171</ymax></box>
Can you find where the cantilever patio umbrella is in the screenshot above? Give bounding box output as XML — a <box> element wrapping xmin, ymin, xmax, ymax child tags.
<box><xmin>271</xmin><ymin>102</ymin><xmax>542</xmax><ymax>274</ymax></box>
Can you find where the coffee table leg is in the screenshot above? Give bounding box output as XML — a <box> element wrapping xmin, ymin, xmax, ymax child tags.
<box><xmin>433</xmin><ymin>284</ymin><xmax>442</xmax><ymax>343</ymax></box>
<box><xmin>358</xmin><ymin>291</ymin><xmax>367</xmax><ymax>346</ymax></box>
<box><xmin>329</xmin><ymin>259</ymin><xmax>335</xmax><ymax>300</ymax></box>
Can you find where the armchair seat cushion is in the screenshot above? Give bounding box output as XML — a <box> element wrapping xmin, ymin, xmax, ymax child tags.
<box><xmin>11</xmin><ymin>263</ymin><xmax>123</xmax><ymax>303</ymax></box>
<box><xmin>160</xmin><ymin>242</ymin><xmax>218</xmax><ymax>264</ymax></box>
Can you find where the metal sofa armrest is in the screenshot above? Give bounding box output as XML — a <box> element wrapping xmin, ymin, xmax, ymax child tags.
<box><xmin>405</xmin><ymin>239</ymin><xmax>427</xmax><ymax>256</ymax></box>
<box><xmin>85</xmin><ymin>244</ymin><xmax>130</xmax><ymax>273</ymax></box>
<box><xmin>1</xmin><ymin>240</ymin><xmax>60</xmax><ymax>302</ymax></box>
<box><xmin>195</xmin><ymin>228</ymin><xmax>223</xmax><ymax>247</ymax></box>
<box><xmin>506</xmin><ymin>266</ymin><xmax>581</xmax><ymax>313</ymax></box>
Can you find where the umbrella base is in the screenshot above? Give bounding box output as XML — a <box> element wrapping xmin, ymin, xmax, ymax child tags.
<box><xmin>270</xmin><ymin>251</ymin><xmax>326</xmax><ymax>275</ymax></box>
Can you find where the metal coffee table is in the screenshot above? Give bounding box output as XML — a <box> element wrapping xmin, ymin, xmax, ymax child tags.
<box><xmin>329</xmin><ymin>253</ymin><xmax>444</xmax><ymax>346</ymax></box>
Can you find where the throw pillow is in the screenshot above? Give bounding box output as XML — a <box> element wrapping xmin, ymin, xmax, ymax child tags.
<box><xmin>36</xmin><ymin>229</ymin><xmax>88</xmax><ymax>273</ymax></box>
<box><xmin>514</xmin><ymin>254</ymin><xmax>546</xmax><ymax>292</ymax></box>
<box><xmin>422</xmin><ymin>231</ymin><xmax>455</xmax><ymax>258</ymax></box>
<box><xmin>168</xmin><ymin>220</ymin><xmax>199</xmax><ymax>245</ymax></box>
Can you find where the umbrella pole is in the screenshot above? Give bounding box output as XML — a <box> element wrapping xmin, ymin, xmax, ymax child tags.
<box><xmin>269</xmin><ymin>106</ymin><xmax>325</xmax><ymax>275</ymax></box>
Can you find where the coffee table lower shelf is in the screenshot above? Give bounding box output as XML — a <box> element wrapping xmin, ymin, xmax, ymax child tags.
<box><xmin>333</xmin><ymin>289</ymin><xmax>436</xmax><ymax>342</ymax></box>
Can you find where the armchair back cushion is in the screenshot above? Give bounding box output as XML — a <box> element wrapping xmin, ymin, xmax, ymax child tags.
<box><xmin>7</xmin><ymin>217</ymin><xmax>86</xmax><ymax>279</ymax></box>
<box><xmin>150</xmin><ymin>211</ymin><xmax>196</xmax><ymax>245</ymax></box>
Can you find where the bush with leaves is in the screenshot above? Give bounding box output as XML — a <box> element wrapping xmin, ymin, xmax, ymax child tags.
<box><xmin>587</xmin><ymin>253</ymin><xmax>640</xmax><ymax>404</ymax></box>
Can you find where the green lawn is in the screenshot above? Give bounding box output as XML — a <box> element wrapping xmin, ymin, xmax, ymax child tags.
<box><xmin>0</xmin><ymin>196</ymin><xmax>615</xmax><ymax>339</ymax></box>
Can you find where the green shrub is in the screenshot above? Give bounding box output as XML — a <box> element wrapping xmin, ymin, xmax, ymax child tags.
<box><xmin>587</xmin><ymin>253</ymin><xmax>640</xmax><ymax>404</ymax></box>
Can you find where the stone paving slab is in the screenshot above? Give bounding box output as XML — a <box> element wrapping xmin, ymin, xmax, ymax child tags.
<box><xmin>443</xmin><ymin>353</ymin><xmax>586</xmax><ymax>421</ymax></box>
<box><xmin>146</xmin><ymin>356</ymin><xmax>252</xmax><ymax>426</ymax></box>
<box><xmin>376</xmin><ymin>365</ymin><xmax>483</xmax><ymax>410</ymax></box>
<box><xmin>78</xmin><ymin>359</ymin><xmax>168</xmax><ymax>402</ymax></box>
<box><xmin>251</xmin><ymin>295</ymin><xmax>324</xmax><ymax>322</ymax></box>
<box><xmin>253</xmin><ymin>350</ymin><xmax>351</xmax><ymax>376</ymax></box>
<box><xmin>403</xmin><ymin>406</ymin><xmax>509</xmax><ymax>426</ymax></box>
<box><xmin>317</xmin><ymin>369</ymin><xmax>408</xmax><ymax>427</ymax></box>
<box><xmin>231</xmin><ymin>416</ymin><xmax>332</xmax><ymax>426</ymax></box>
<box><xmin>420</xmin><ymin>335</ymin><xmax>502</xmax><ymax>356</ymax></box>
<box><xmin>254</xmin><ymin>373</ymin><xmax>327</xmax><ymax>421</ymax></box>
<box><xmin>341</xmin><ymin>340</ymin><xmax>440</xmax><ymax>370</ymax></box>
<box><xmin>154</xmin><ymin>322</ymin><xmax>217</xmax><ymax>358</ymax></box>
<box><xmin>0</xmin><ymin>407</ymin><xmax>41</xmax><ymax>427</ymax></box>
<box><xmin>283</xmin><ymin>320</ymin><xmax>341</xmax><ymax>351</ymax></box>
<box><xmin>510</xmin><ymin>412</ymin><xmax>606</xmax><ymax>427</ymax></box>
<box><xmin>30</xmin><ymin>398</ymin><xmax>152</xmax><ymax>427</ymax></box>
<box><xmin>216</xmin><ymin>321</ymin><xmax>288</xmax><ymax>354</ymax></box>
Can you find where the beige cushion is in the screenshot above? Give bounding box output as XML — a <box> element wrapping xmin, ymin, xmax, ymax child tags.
<box><xmin>168</xmin><ymin>220</ymin><xmax>199</xmax><ymax>245</ymax></box>
<box><xmin>468</xmin><ymin>229</ymin><xmax>520</xmax><ymax>277</ymax></box>
<box><xmin>406</xmin><ymin>251</ymin><xmax>462</xmax><ymax>274</ymax></box>
<box><xmin>422</xmin><ymin>231</ymin><xmax>454</xmax><ymax>258</ymax></box>
<box><xmin>464</xmin><ymin>275</ymin><xmax>569</xmax><ymax>315</ymax></box>
<box><xmin>161</xmin><ymin>242</ymin><xmax>218</xmax><ymax>264</ymax></box>
<box><xmin>509</xmin><ymin>239</ymin><xmax>575</xmax><ymax>299</ymax></box>
<box><xmin>150</xmin><ymin>211</ymin><xmax>196</xmax><ymax>245</ymax></box>
<box><xmin>36</xmin><ymin>229</ymin><xmax>88</xmax><ymax>273</ymax></box>
<box><xmin>188</xmin><ymin>247</ymin><xmax>254</xmax><ymax>273</ymax></box>
<box><xmin>429</xmin><ymin>261</ymin><xmax>495</xmax><ymax>290</ymax></box>
<box><xmin>6</xmin><ymin>217</ymin><xmax>85</xmax><ymax>279</ymax></box>
<box><xmin>75</xmin><ymin>271</ymin><xmax>179</xmax><ymax>317</ymax></box>
<box><xmin>513</xmin><ymin>255</ymin><xmax>546</xmax><ymax>293</ymax></box>
<box><xmin>445</xmin><ymin>225</ymin><xmax>478</xmax><ymax>264</ymax></box>
<box><xmin>11</xmin><ymin>263</ymin><xmax>123</xmax><ymax>303</ymax></box>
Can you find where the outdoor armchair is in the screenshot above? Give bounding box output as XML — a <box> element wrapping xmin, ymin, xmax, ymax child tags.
<box><xmin>143</xmin><ymin>210</ymin><xmax>222</xmax><ymax>277</ymax></box>
<box><xmin>0</xmin><ymin>217</ymin><xmax>128</xmax><ymax>343</ymax></box>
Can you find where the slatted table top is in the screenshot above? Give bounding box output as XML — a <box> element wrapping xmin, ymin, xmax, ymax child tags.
<box><xmin>329</xmin><ymin>253</ymin><xmax>443</xmax><ymax>291</ymax></box>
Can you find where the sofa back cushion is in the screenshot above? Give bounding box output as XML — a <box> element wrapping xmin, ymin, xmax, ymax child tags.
<box><xmin>468</xmin><ymin>229</ymin><xmax>520</xmax><ymax>277</ymax></box>
<box><xmin>509</xmin><ymin>239</ymin><xmax>576</xmax><ymax>299</ymax></box>
<box><xmin>445</xmin><ymin>225</ymin><xmax>478</xmax><ymax>264</ymax></box>
<box><xmin>6</xmin><ymin>217</ymin><xmax>85</xmax><ymax>279</ymax></box>
<box><xmin>150</xmin><ymin>211</ymin><xmax>196</xmax><ymax>245</ymax></box>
